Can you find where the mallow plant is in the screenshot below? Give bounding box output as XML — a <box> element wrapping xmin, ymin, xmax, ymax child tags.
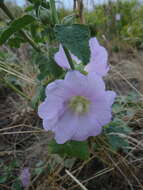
<box><xmin>0</xmin><ymin>0</ymin><xmax>131</xmax><ymax>161</ymax></box>
<box><xmin>37</xmin><ymin>1</ymin><xmax>117</xmax><ymax>158</ymax></box>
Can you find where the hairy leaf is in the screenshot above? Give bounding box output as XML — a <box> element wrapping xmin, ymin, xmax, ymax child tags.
<box><xmin>34</xmin><ymin>51</ymin><xmax>63</xmax><ymax>81</ymax></box>
<box><xmin>0</xmin><ymin>176</ymin><xmax>7</xmax><ymax>184</ymax></box>
<box><xmin>55</xmin><ymin>24</ymin><xmax>90</xmax><ymax>64</ymax></box>
<box><xmin>48</xmin><ymin>140</ymin><xmax>90</xmax><ymax>160</ymax></box>
<box><xmin>8</xmin><ymin>37</ymin><xmax>25</xmax><ymax>48</ymax></box>
<box><xmin>104</xmin><ymin>119</ymin><xmax>132</xmax><ymax>152</ymax></box>
<box><xmin>0</xmin><ymin>15</ymin><xmax>35</xmax><ymax>45</ymax></box>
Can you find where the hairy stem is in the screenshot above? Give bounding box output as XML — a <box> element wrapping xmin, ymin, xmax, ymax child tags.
<box><xmin>63</xmin><ymin>46</ymin><xmax>75</xmax><ymax>70</ymax></box>
<box><xmin>49</xmin><ymin>0</ymin><xmax>75</xmax><ymax>70</ymax></box>
<box><xmin>49</xmin><ymin>0</ymin><xmax>59</xmax><ymax>24</ymax></box>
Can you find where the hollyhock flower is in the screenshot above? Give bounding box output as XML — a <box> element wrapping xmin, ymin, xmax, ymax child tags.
<box><xmin>38</xmin><ymin>71</ymin><xmax>116</xmax><ymax>144</ymax></box>
<box><xmin>20</xmin><ymin>168</ymin><xmax>30</xmax><ymax>187</ymax></box>
<box><xmin>54</xmin><ymin>37</ymin><xmax>109</xmax><ymax>77</ymax></box>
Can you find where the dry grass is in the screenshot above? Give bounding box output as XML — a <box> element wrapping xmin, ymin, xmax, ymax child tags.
<box><xmin>1</xmin><ymin>46</ymin><xmax>143</xmax><ymax>190</ymax></box>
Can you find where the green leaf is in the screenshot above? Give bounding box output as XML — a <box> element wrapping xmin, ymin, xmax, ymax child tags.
<box><xmin>0</xmin><ymin>176</ymin><xmax>7</xmax><ymax>183</ymax></box>
<box><xmin>0</xmin><ymin>51</ymin><xmax>8</xmax><ymax>60</ymax></box>
<box><xmin>30</xmin><ymin>23</ymin><xmax>42</xmax><ymax>43</ymax></box>
<box><xmin>25</xmin><ymin>5</ymin><xmax>35</xmax><ymax>12</ymax></box>
<box><xmin>11</xmin><ymin>179</ymin><xmax>22</xmax><ymax>190</ymax></box>
<box><xmin>104</xmin><ymin>119</ymin><xmax>132</xmax><ymax>152</ymax></box>
<box><xmin>35</xmin><ymin>53</ymin><xmax>63</xmax><ymax>81</ymax></box>
<box><xmin>112</xmin><ymin>103</ymin><xmax>124</xmax><ymax>114</ymax></box>
<box><xmin>10</xmin><ymin>160</ymin><xmax>20</xmax><ymax>168</ymax></box>
<box><xmin>41</xmin><ymin>1</ymin><xmax>50</xmax><ymax>9</ymax></box>
<box><xmin>40</xmin><ymin>10</ymin><xmax>51</xmax><ymax>25</ymax></box>
<box><xmin>107</xmin><ymin>134</ymin><xmax>129</xmax><ymax>152</ymax></box>
<box><xmin>27</xmin><ymin>0</ymin><xmax>50</xmax><ymax>9</ymax></box>
<box><xmin>8</xmin><ymin>37</ymin><xmax>25</xmax><ymax>48</ymax></box>
<box><xmin>62</xmin><ymin>14</ymin><xmax>76</xmax><ymax>25</ymax></box>
<box><xmin>54</xmin><ymin>24</ymin><xmax>90</xmax><ymax>64</ymax></box>
<box><xmin>0</xmin><ymin>15</ymin><xmax>36</xmax><ymax>45</ymax></box>
<box><xmin>105</xmin><ymin>118</ymin><xmax>132</xmax><ymax>134</ymax></box>
<box><xmin>31</xmin><ymin>85</ymin><xmax>45</xmax><ymax>109</ymax></box>
<box><xmin>48</xmin><ymin>140</ymin><xmax>90</xmax><ymax>160</ymax></box>
<box><xmin>34</xmin><ymin>167</ymin><xmax>44</xmax><ymax>175</ymax></box>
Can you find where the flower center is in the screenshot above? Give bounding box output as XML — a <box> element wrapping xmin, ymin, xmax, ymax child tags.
<box><xmin>68</xmin><ymin>96</ymin><xmax>90</xmax><ymax>115</ymax></box>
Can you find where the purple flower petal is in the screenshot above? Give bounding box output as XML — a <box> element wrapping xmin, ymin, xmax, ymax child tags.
<box><xmin>54</xmin><ymin>44</ymin><xmax>71</xmax><ymax>69</ymax></box>
<box><xmin>90</xmin><ymin>101</ymin><xmax>112</xmax><ymax>127</ymax></box>
<box><xmin>105</xmin><ymin>91</ymin><xmax>117</xmax><ymax>106</ymax></box>
<box><xmin>38</xmin><ymin>97</ymin><xmax>63</xmax><ymax>120</ymax></box>
<box><xmin>54</xmin><ymin>37</ymin><xmax>109</xmax><ymax>77</ymax></box>
<box><xmin>87</xmin><ymin>72</ymin><xmax>105</xmax><ymax>95</ymax></box>
<box><xmin>38</xmin><ymin>71</ymin><xmax>116</xmax><ymax>144</ymax></box>
<box><xmin>84</xmin><ymin>37</ymin><xmax>109</xmax><ymax>76</ymax></box>
<box><xmin>54</xmin><ymin>45</ymin><xmax>81</xmax><ymax>69</ymax></box>
<box><xmin>46</xmin><ymin>79</ymin><xmax>74</xmax><ymax>98</ymax></box>
<box><xmin>65</xmin><ymin>71</ymin><xmax>88</xmax><ymax>95</ymax></box>
<box><xmin>54</xmin><ymin>111</ymin><xmax>78</xmax><ymax>144</ymax></box>
<box><xmin>72</xmin><ymin>114</ymin><xmax>102</xmax><ymax>141</ymax></box>
<box><xmin>43</xmin><ymin>118</ymin><xmax>58</xmax><ymax>131</ymax></box>
<box><xmin>20</xmin><ymin>168</ymin><xmax>30</xmax><ymax>187</ymax></box>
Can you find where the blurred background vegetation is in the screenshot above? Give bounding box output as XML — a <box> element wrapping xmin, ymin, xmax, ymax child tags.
<box><xmin>1</xmin><ymin>0</ymin><xmax>143</xmax><ymax>47</ymax></box>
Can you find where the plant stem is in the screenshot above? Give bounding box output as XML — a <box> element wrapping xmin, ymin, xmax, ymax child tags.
<box><xmin>19</xmin><ymin>31</ymin><xmax>42</xmax><ymax>52</ymax></box>
<box><xmin>49</xmin><ymin>0</ymin><xmax>75</xmax><ymax>70</ymax></box>
<box><xmin>0</xmin><ymin>1</ymin><xmax>75</xmax><ymax>70</ymax></box>
<box><xmin>0</xmin><ymin>1</ymin><xmax>42</xmax><ymax>53</ymax></box>
<box><xmin>63</xmin><ymin>46</ymin><xmax>75</xmax><ymax>70</ymax></box>
<box><xmin>0</xmin><ymin>1</ymin><xmax>14</xmax><ymax>20</ymax></box>
<box><xmin>49</xmin><ymin>0</ymin><xmax>59</xmax><ymax>24</ymax></box>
